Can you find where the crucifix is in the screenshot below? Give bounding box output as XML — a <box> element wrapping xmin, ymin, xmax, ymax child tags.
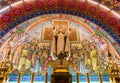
<box><xmin>43</xmin><ymin>20</ymin><xmax>77</xmax><ymax>57</ymax></box>
<box><xmin>43</xmin><ymin>20</ymin><xmax>77</xmax><ymax>41</ymax></box>
<box><xmin>56</xmin><ymin>52</ymin><xmax>68</xmax><ymax>65</ymax></box>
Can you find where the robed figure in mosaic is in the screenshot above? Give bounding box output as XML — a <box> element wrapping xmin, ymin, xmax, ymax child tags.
<box><xmin>52</xmin><ymin>26</ymin><xmax>71</xmax><ymax>56</ymax></box>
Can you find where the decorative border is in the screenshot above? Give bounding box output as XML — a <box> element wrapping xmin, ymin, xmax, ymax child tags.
<box><xmin>9</xmin><ymin>75</ymin><xmax>110</xmax><ymax>82</ymax></box>
<box><xmin>0</xmin><ymin>0</ymin><xmax>120</xmax><ymax>44</ymax></box>
<box><xmin>0</xmin><ymin>10</ymin><xmax>120</xmax><ymax>44</ymax></box>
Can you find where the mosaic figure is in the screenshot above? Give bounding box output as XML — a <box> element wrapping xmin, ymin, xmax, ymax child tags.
<box><xmin>31</xmin><ymin>51</ymin><xmax>42</xmax><ymax>73</ymax></box>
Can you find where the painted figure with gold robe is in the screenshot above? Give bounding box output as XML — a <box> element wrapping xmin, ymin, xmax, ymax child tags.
<box><xmin>90</xmin><ymin>42</ymin><xmax>100</xmax><ymax>71</ymax></box>
<box><xmin>18</xmin><ymin>43</ymin><xmax>31</xmax><ymax>72</ymax></box>
<box><xmin>91</xmin><ymin>35</ymin><xmax>120</xmax><ymax>62</ymax></box>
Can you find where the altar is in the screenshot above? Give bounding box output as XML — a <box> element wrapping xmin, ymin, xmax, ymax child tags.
<box><xmin>51</xmin><ymin>69</ymin><xmax>72</xmax><ymax>83</ymax></box>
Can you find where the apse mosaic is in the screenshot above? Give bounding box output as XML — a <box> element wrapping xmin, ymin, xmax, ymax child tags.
<box><xmin>0</xmin><ymin>14</ymin><xmax>120</xmax><ymax>82</ymax></box>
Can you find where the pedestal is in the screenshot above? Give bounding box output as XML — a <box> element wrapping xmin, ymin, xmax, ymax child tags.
<box><xmin>0</xmin><ymin>76</ymin><xmax>8</xmax><ymax>83</ymax></box>
<box><xmin>51</xmin><ymin>72</ymin><xmax>72</xmax><ymax>83</ymax></box>
<box><xmin>0</xmin><ymin>77</ymin><xmax>4</xmax><ymax>83</ymax></box>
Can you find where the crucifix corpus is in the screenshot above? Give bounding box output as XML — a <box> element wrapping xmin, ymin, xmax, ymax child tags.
<box><xmin>43</xmin><ymin>20</ymin><xmax>77</xmax><ymax>56</ymax></box>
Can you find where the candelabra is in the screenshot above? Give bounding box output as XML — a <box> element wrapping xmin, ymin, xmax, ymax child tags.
<box><xmin>0</xmin><ymin>55</ymin><xmax>14</xmax><ymax>83</ymax></box>
<box><xmin>106</xmin><ymin>59</ymin><xmax>120</xmax><ymax>82</ymax></box>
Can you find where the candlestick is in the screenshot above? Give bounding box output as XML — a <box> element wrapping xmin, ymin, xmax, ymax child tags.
<box><xmin>17</xmin><ymin>72</ymin><xmax>22</xmax><ymax>83</ymax></box>
<box><xmin>86</xmin><ymin>73</ymin><xmax>90</xmax><ymax>83</ymax></box>
<box><xmin>31</xmin><ymin>72</ymin><xmax>35</xmax><ymax>83</ymax></box>
<box><xmin>98</xmin><ymin>72</ymin><xmax>103</xmax><ymax>83</ymax></box>
<box><xmin>45</xmin><ymin>72</ymin><xmax>48</xmax><ymax>83</ymax></box>
<box><xmin>76</xmin><ymin>73</ymin><xmax>79</xmax><ymax>83</ymax></box>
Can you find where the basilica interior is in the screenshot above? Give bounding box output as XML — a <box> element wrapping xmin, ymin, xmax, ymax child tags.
<box><xmin>0</xmin><ymin>0</ymin><xmax>120</xmax><ymax>83</ymax></box>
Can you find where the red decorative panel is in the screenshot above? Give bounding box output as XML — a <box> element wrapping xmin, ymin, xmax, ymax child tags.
<box><xmin>78</xmin><ymin>2</ymin><xmax>86</xmax><ymax>10</ymax></box>
<box><xmin>24</xmin><ymin>4</ymin><xmax>33</xmax><ymax>12</ymax></box>
<box><xmin>68</xmin><ymin>0</ymin><xmax>75</xmax><ymax>8</ymax></box>
<box><xmin>36</xmin><ymin>1</ymin><xmax>44</xmax><ymax>9</ymax></box>
<box><xmin>88</xmin><ymin>7</ymin><xmax>96</xmax><ymax>14</ymax></box>
<box><xmin>0</xmin><ymin>23</ymin><xmax>7</xmax><ymax>30</ymax></box>
<box><xmin>108</xmin><ymin>18</ymin><xmax>117</xmax><ymax>25</ymax></box>
<box><xmin>57</xmin><ymin>0</ymin><xmax>65</xmax><ymax>6</ymax></box>
<box><xmin>99</xmin><ymin>11</ymin><xmax>106</xmax><ymax>19</ymax></box>
<box><xmin>98</xmin><ymin>6</ymin><xmax>109</xmax><ymax>20</ymax></box>
<box><xmin>2</xmin><ymin>14</ymin><xmax>11</xmax><ymax>22</ymax></box>
<box><xmin>12</xmin><ymin>8</ymin><xmax>22</xmax><ymax>16</ymax></box>
<box><xmin>47</xmin><ymin>0</ymin><xmax>55</xmax><ymax>7</ymax></box>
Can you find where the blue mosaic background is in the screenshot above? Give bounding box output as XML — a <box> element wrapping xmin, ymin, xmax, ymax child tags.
<box><xmin>9</xmin><ymin>68</ymin><xmax>110</xmax><ymax>82</ymax></box>
<box><xmin>8</xmin><ymin>74</ymin><xmax>110</xmax><ymax>82</ymax></box>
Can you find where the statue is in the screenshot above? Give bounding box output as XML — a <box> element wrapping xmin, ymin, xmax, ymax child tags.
<box><xmin>52</xmin><ymin>26</ymin><xmax>58</xmax><ymax>56</ymax></box>
<box><xmin>52</xmin><ymin>25</ymin><xmax>71</xmax><ymax>56</ymax></box>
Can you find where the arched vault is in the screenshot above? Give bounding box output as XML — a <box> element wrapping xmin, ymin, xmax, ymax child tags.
<box><xmin>0</xmin><ymin>0</ymin><xmax>120</xmax><ymax>44</ymax></box>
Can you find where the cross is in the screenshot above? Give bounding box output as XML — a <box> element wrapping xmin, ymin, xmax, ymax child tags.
<box><xmin>43</xmin><ymin>20</ymin><xmax>77</xmax><ymax>41</ymax></box>
<box><xmin>56</xmin><ymin>52</ymin><xmax>68</xmax><ymax>65</ymax></box>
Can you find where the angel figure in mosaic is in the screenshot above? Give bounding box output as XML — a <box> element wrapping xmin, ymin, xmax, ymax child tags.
<box><xmin>0</xmin><ymin>34</ymin><xmax>17</xmax><ymax>62</ymax></box>
<box><xmin>90</xmin><ymin>42</ymin><xmax>100</xmax><ymax>71</ymax></box>
<box><xmin>17</xmin><ymin>32</ymin><xmax>30</xmax><ymax>45</ymax></box>
<box><xmin>9</xmin><ymin>34</ymin><xmax>19</xmax><ymax>61</ymax></box>
<box><xmin>13</xmin><ymin>44</ymin><xmax>23</xmax><ymax>65</ymax></box>
<box><xmin>91</xmin><ymin>35</ymin><xmax>120</xmax><ymax>63</ymax></box>
<box><xmin>81</xmin><ymin>40</ymin><xmax>91</xmax><ymax>68</ymax></box>
<box><xmin>17</xmin><ymin>43</ymin><xmax>31</xmax><ymax>72</ymax></box>
<box><xmin>79</xmin><ymin>50</ymin><xmax>90</xmax><ymax>73</ymax></box>
<box><xmin>31</xmin><ymin>51</ymin><xmax>42</xmax><ymax>73</ymax></box>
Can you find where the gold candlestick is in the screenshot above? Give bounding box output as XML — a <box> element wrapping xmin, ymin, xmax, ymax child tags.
<box><xmin>76</xmin><ymin>73</ymin><xmax>79</xmax><ymax>83</ymax></box>
<box><xmin>45</xmin><ymin>72</ymin><xmax>48</xmax><ymax>83</ymax></box>
<box><xmin>3</xmin><ymin>76</ymin><xmax>8</xmax><ymax>83</ymax></box>
<box><xmin>98</xmin><ymin>72</ymin><xmax>103</xmax><ymax>83</ymax></box>
<box><xmin>86</xmin><ymin>73</ymin><xmax>90</xmax><ymax>83</ymax></box>
<box><xmin>17</xmin><ymin>72</ymin><xmax>22</xmax><ymax>83</ymax></box>
<box><xmin>31</xmin><ymin>72</ymin><xmax>35</xmax><ymax>83</ymax></box>
<box><xmin>112</xmin><ymin>77</ymin><xmax>116</xmax><ymax>83</ymax></box>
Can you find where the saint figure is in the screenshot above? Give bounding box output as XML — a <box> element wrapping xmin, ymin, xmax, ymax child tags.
<box><xmin>52</xmin><ymin>26</ymin><xmax>71</xmax><ymax>56</ymax></box>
